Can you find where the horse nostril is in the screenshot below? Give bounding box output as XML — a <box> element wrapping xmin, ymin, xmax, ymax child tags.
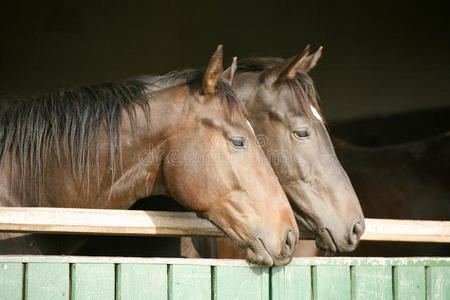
<box><xmin>282</xmin><ymin>227</ymin><xmax>297</xmax><ymax>256</ymax></box>
<box><xmin>349</xmin><ymin>221</ymin><xmax>364</xmax><ymax>245</ymax></box>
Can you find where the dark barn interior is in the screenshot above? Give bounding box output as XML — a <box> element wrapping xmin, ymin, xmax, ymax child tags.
<box><xmin>1</xmin><ymin>1</ymin><xmax>449</xmax><ymax>125</ymax></box>
<box><xmin>1</xmin><ymin>1</ymin><xmax>449</xmax><ymax>257</ymax></box>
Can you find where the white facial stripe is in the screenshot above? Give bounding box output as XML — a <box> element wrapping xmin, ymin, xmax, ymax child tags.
<box><xmin>246</xmin><ymin>120</ymin><xmax>255</xmax><ymax>134</ymax></box>
<box><xmin>310</xmin><ymin>105</ymin><xmax>323</xmax><ymax>122</ymax></box>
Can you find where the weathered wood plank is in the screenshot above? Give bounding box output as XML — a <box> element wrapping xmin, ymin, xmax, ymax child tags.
<box><xmin>214</xmin><ymin>266</ymin><xmax>269</xmax><ymax>300</ymax></box>
<box><xmin>1</xmin><ymin>207</ymin><xmax>449</xmax><ymax>242</ymax></box>
<box><xmin>362</xmin><ymin>219</ymin><xmax>450</xmax><ymax>243</ymax></box>
<box><xmin>427</xmin><ymin>266</ymin><xmax>450</xmax><ymax>300</ymax></box>
<box><xmin>0</xmin><ymin>257</ymin><xmax>449</xmax><ymax>300</ymax></box>
<box><xmin>25</xmin><ymin>263</ymin><xmax>69</xmax><ymax>300</ymax></box>
<box><xmin>312</xmin><ymin>266</ymin><xmax>350</xmax><ymax>300</ymax></box>
<box><xmin>351</xmin><ymin>266</ymin><xmax>392</xmax><ymax>300</ymax></box>
<box><xmin>271</xmin><ymin>265</ymin><xmax>311</xmax><ymax>300</ymax></box>
<box><xmin>169</xmin><ymin>264</ymin><xmax>211</xmax><ymax>300</ymax></box>
<box><xmin>394</xmin><ymin>266</ymin><xmax>425</xmax><ymax>300</ymax></box>
<box><xmin>0</xmin><ymin>207</ymin><xmax>224</xmax><ymax>237</ymax></box>
<box><xmin>0</xmin><ymin>263</ymin><xmax>23</xmax><ymax>300</ymax></box>
<box><xmin>116</xmin><ymin>263</ymin><xmax>167</xmax><ymax>300</ymax></box>
<box><xmin>71</xmin><ymin>263</ymin><xmax>115</xmax><ymax>300</ymax></box>
<box><xmin>1</xmin><ymin>256</ymin><xmax>449</xmax><ymax>267</ymax></box>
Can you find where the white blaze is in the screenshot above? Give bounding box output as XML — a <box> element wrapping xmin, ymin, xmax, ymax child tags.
<box><xmin>310</xmin><ymin>105</ymin><xmax>323</xmax><ymax>122</ymax></box>
<box><xmin>246</xmin><ymin>120</ymin><xmax>255</xmax><ymax>134</ymax></box>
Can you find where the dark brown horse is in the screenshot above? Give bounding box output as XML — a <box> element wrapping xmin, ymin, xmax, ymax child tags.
<box><xmin>333</xmin><ymin>133</ymin><xmax>450</xmax><ymax>256</ymax></box>
<box><xmin>0</xmin><ymin>45</ymin><xmax>299</xmax><ymax>266</ymax></box>
<box><xmin>263</xmin><ymin>133</ymin><xmax>450</xmax><ymax>258</ymax></box>
<box><xmin>77</xmin><ymin>46</ymin><xmax>365</xmax><ymax>259</ymax></box>
<box><xmin>177</xmin><ymin>46</ymin><xmax>364</xmax><ymax>259</ymax></box>
<box><xmin>211</xmin><ymin>46</ymin><xmax>364</xmax><ymax>257</ymax></box>
<box><xmin>186</xmin><ymin>70</ymin><xmax>450</xmax><ymax>259</ymax></box>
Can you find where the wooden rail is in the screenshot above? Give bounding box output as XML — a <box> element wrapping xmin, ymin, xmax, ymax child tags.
<box><xmin>0</xmin><ymin>207</ymin><xmax>449</xmax><ymax>243</ymax></box>
<box><xmin>1</xmin><ymin>256</ymin><xmax>449</xmax><ymax>299</ymax></box>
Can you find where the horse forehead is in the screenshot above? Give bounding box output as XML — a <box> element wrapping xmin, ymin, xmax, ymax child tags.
<box><xmin>259</xmin><ymin>85</ymin><xmax>297</xmax><ymax>111</ymax></box>
<box><xmin>266</xmin><ymin>95</ymin><xmax>321</xmax><ymax>123</ymax></box>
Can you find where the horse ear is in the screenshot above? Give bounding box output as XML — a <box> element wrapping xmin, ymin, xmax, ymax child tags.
<box><xmin>264</xmin><ymin>45</ymin><xmax>310</xmax><ymax>82</ymax></box>
<box><xmin>299</xmin><ymin>46</ymin><xmax>323</xmax><ymax>73</ymax></box>
<box><xmin>202</xmin><ymin>44</ymin><xmax>224</xmax><ymax>95</ymax></box>
<box><xmin>223</xmin><ymin>56</ymin><xmax>237</xmax><ymax>85</ymax></box>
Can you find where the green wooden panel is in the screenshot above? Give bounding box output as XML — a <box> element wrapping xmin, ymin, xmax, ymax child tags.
<box><xmin>312</xmin><ymin>266</ymin><xmax>350</xmax><ymax>300</ymax></box>
<box><xmin>394</xmin><ymin>266</ymin><xmax>425</xmax><ymax>300</ymax></box>
<box><xmin>271</xmin><ymin>265</ymin><xmax>311</xmax><ymax>300</ymax></box>
<box><xmin>427</xmin><ymin>266</ymin><xmax>450</xmax><ymax>300</ymax></box>
<box><xmin>351</xmin><ymin>266</ymin><xmax>392</xmax><ymax>300</ymax></box>
<box><xmin>0</xmin><ymin>263</ymin><xmax>23</xmax><ymax>300</ymax></box>
<box><xmin>214</xmin><ymin>266</ymin><xmax>269</xmax><ymax>300</ymax></box>
<box><xmin>169</xmin><ymin>264</ymin><xmax>210</xmax><ymax>300</ymax></box>
<box><xmin>71</xmin><ymin>263</ymin><xmax>115</xmax><ymax>300</ymax></box>
<box><xmin>116</xmin><ymin>263</ymin><xmax>167</xmax><ymax>300</ymax></box>
<box><xmin>0</xmin><ymin>256</ymin><xmax>449</xmax><ymax>300</ymax></box>
<box><xmin>25</xmin><ymin>263</ymin><xmax>69</xmax><ymax>300</ymax></box>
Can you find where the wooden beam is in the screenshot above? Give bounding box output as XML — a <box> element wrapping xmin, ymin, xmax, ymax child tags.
<box><xmin>361</xmin><ymin>218</ymin><xmax>450</xmax><ymax>243</ymax></box>
<box><xmin>0</xmin><ymin>207</ymin><xmax>448</xmax><ymax>243</ymax></box>
<box><xmin>0</xmin><ymin>207</ymin><xmax>223</xmax><ymax>237</ymax></box>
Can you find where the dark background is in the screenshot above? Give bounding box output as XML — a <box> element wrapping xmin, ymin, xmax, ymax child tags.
<box><xmin>1</xmin><ymin>1</ymin><xmax>449</xmax><ymax>123</ymax></box>
<box><xmin>1</xmin><ymin>1</ymin><xmax>448</xmax><ymax>257</ymax></box>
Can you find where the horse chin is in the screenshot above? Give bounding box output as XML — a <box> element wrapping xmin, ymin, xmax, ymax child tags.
<box><xmin>245</xmin><ymin>238</ymin><xmax>293</xmax><ymax>267</ymax></box>
<box><xmin>314</xmin><ymin>228</ymin><xmax>337</xmax><ymax>253</ymax></box>
<box><xmin>294</xmin><ymin>213</ymin><xmax>344</xmax><ymax>253</ymax></box>
<box><xmin>245</xmin><ymin>240</ymin><xmax>274</xmax><ymax>266</ymax></box>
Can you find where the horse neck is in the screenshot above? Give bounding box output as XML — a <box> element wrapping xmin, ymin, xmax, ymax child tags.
<box><xmin>0</xmin><ymin>86</ymin><xmax>190</xmax><ymax>209</ymax></box>
<box><xmin>83</xmin><ymin>86</ymin><xmax>191</xmax><ymax>209</ymax></box>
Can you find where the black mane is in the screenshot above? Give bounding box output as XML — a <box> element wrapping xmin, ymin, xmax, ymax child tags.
<box><xmin>0</xmin><ymin>69</ymin><xmax>242</xmax><ymax>199</ymax></box>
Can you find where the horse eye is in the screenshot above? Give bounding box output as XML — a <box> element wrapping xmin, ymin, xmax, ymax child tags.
<box><xmin>293</xmin><ymin>129</ymin><xmax>310</xmax><ymax>140</ymax></box>
<box><xmin>229</xmin><ymin>137</ymin><xmax>248</xmax><ymax>149</ymax></box>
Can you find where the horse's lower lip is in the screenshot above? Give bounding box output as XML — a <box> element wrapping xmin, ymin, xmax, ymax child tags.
<box><xmin>255</xmin><ymin>238</ymin><xmax>292</xmax><ymax>266</ymax></box>
<box><xmin>293</xmin><ymin>213</ymin><xmax>338</xmax><ymax>253</ymax></box>
<box><xmin>316</xmin><ymin>229</ymin><xmax>337</xmax><ymax>252</ymax></box>
<box><xmin>246</xmin><ymin>238</ymin><xmax>293</xmax><ymax>267</ymax></box>
<box><xmin>246</xmin><ymin>238</ymin><xmax>274</xmax><ymax>266</ymax></box>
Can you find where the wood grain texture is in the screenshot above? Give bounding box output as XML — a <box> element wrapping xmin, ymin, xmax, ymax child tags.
<box><xmin>271</xmin><ymin>265</ymin><xmax>311</xmax><ymax>300</ymax></box>
<box><xmin>1</xmin><ymin>207</ymin><xmax>449</xmax><ymax>242</ymax></box>
<box><xmin>312</xmin><ymin>266</ymin><xmax>351</xmax><ymax>300</ymax></box>
<box><xmin>351</xmin><ymin>266</ymin><xmax>392</xmax><ymax>300</ymax></box>
<box><xmin>0</xmin><ymin>256</ymin><xmax>448</xmax><ymax>300</ymax></box>
<box><xmin>169</xmin><ymin>264</ymin><xmax>211</xmax><ymax>300</ymax></box>
<box><xmin>214</xmin><ymin>266</ymin><xmax>269</xmax><ymax>300</ymax></box>
<box><xmin>25</xmin><ymin>263</ymin><xmax>69</xmax><ymax>300</ymax></box>
<box><xmin>71</xmin><ymin>263</ymin><xmax>115</xmax><ymax>300</ymax></box>
<box><xmin>362</xmin><ymin>218</ymin><xmax>450</xmax><ymax>243</ymax></box>
<box><xmin>427</xmin><ymin>266</ymin><xmax>450</xmax><ymax>300</ymax></box>
<box><xmin>0</xmin><ymin>207</ymin><xmax>223</xmax><ymax>237</ymax></box>
<box><xmin>116</xmin><ymin>263</ymin><xmax>167</xmax><ymax>300</ymax></box>
<box><xmin>0</xmin><ymin>263</ymin><xmax>23</xmax><ymax>300</ymax></box>
<box><xmin>1</xmin><ymin>256</ymin><xmax>449</xmax><ymax>267</ymax></box>
<box><xmin>394</xmin><ymin>266</ymin><xmax>425</xmax><ymax>300</ymax></box>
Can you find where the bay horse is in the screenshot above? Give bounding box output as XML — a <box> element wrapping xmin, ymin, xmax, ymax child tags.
<box><xmin>263</xmin><ymin>133</ymin><xmax>450</xmax><ymax>258</ymax></box>
<box><xmin>0</xmin><ymin>45</ymin><xmax>299</xmax><ymax>266</ymax></box>
<box><xmin>210</xmin><ymin>46</ymin><xmax>364</xmax><ymax>258</ymax></box>
<box><xmin>280</xmin><ymin>133</ymin><xmax>450</xmax><ymax>257</ymax></box>
<box><xmin>77</xmin><ymin>46</ymin><xmax>365</xmax><ymax>259</ymax></box>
